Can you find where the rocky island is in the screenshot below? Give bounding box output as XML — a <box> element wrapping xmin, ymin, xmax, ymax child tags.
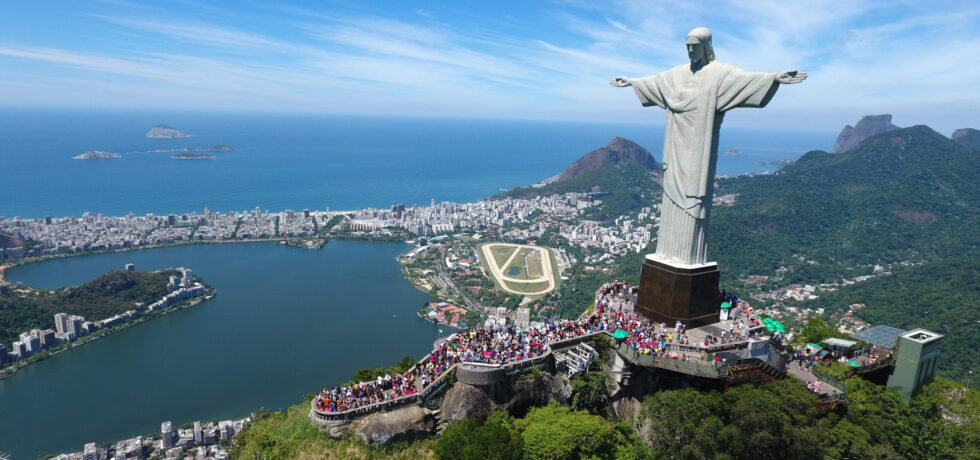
<box><xmin>146</xmin><ymin>125</ymin><xmax>194</xmax><ymax>139</ymax></box>
<box><xmin>72</xmin><ymin>150</ymin><xmax>122</xmax><ymax>160</ymax></box>
<box><xmin>171</xmin><ymin>153</ymin><xmax>215</xmax><ymax>160</ymax></box>
<box><xmin>147</xmin><ymin>145</ymin><xmax>233</xmax><ymax>153</ymax></box>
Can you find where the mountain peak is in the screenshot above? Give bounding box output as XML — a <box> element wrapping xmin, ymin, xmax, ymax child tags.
<box><xmin>554</xmin><ymin>137</ymin><xmax>660</xmax><ymax>183</ymax></box>
<box><xmin>951</xmin><ymin>128</ymin><xmax>980</xmax><ymax>149</ymax></box>
<box><xmin>832</xmin><ymin>114</ymin><xmax>900</xmax><ymax>153</ymax></box>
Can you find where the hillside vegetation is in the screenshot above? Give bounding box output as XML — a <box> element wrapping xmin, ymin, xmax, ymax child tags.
<box><xmin>0</xmin><ymin>269</ymin><xmax>179</xmax><ymax>344</ymax></box>
<box><xmin>499</xmin><ymin>159</ymin><xmax>660</xmax><ymax>221</ymax></box>
<box><xmin>712</xmin><ymin>125</ymin><xmax>980</xmax><ymax>285</ymax></box>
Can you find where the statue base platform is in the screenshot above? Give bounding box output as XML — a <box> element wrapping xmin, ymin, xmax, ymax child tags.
<box><xmin>635</xmin><ymin>255</ymin><xmax>720</xmax><ymax>328</ymax></box>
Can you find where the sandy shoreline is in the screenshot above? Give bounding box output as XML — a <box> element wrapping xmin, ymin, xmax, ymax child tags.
<box><xmin>0</xmin><ymin>263</ymin><xmax>11</xmax><ymax>285</ymax></box>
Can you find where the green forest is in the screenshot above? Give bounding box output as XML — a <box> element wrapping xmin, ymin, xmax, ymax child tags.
<box><xmin>0</xmin><ymin>269</ymin><xmax>180</xmax><ymax>344</ymax></box>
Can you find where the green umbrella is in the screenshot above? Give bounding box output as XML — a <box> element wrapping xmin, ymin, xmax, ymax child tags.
<box><xmin>613</xmin><ymin>329</ymin><xmax>629</xmax><ymax>340</ymax></box>
<box><xmin>720</xmin><ymin>301</ymin><xmax>732</xmax><ymax>309</ymax></box>
<box><xmin>847</xmin><ymin>360</ymin><xmax>862</xmax><ymax>367</ymax></box>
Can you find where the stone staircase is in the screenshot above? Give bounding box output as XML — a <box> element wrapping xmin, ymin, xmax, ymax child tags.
<box><xmin>431</xmin><ymin>408</ymin><xmax>447</xmax><ymax>435</ymax></box>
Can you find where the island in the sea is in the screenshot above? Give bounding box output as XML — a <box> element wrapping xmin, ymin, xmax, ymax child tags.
<box><xmin>147</xmin><ymin>145</ymin><xmax>233</xmax><ymax>153</ymax></box>
<box><xmin>146</xmin><ymin>125</ymin><xmax>194</xmax><ymax>139</ymax></box>
<box><xmin>72</xmin><ymin>150</ymin><xmax>122</xmax><ymax>160</ymax></box>
<box><xmin>171</xmin><ymin>153</ymin><xmax>215</xmax><ymax>160</ymax></box>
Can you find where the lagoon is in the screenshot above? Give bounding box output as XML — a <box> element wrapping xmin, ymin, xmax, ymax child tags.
<box><xmin>0</xmin><ymin>240</ymin><xmax>440</xmax><ymax>459</ymax></box>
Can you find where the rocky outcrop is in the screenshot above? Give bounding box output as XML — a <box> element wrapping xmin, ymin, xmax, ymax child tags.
<box><xmin>146</xmin><ymin>125</ymin><xmax>193</xmax><ymax>139</ymax></box>
<box><xmin>350</xmin><ymin>405</ymin><xmax>436</xmax><ymax>446</ymax></box>
<box><xmin>73</xmin><ymin>150</ymin><xmax>121</xmax><ymax>160</ymax></box>
<box><xmin>951</xmin><ymin>128</ymin><xmax>980</xmax><ymax>149</ymax></box>
<box><xmin>553</xmin><ymin>137</ymin><xmax>660</xmax><ymax>182</ymax></box>
<box><xmin>440</xmin><ymin>372</ymin><xmax>573</xmax><ymax>423</ymax></box>
<box><xmin>832</xmin><ymin>114</ymin><xmax>900</xmax><ymax>153</ymax></box>
<box><xmin>441</xmin><ymin>381</ymin><xmax>498</xmax><ymax>422</ymax></box>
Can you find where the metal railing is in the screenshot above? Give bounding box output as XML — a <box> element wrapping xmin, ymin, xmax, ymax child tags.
<box><xmin>849</xmin><ymin>357</ymin><xmax>894</xmax><ymax>375</ymax></box>
<box><xmin>811</xmin><ymin>365</ymin><xmax>849</xmax><ymax>400</ymax></box>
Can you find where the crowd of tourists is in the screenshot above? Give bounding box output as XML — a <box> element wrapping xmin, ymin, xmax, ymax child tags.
<box><xmin>314</xmin><ymin>313</ymin><xmax>611</xmax><ymax>413</ymax></box>
<box><xmin>314</xmin><ymin>280</ymin><xmax>769</xmax><ymax>414</ymax></box>
<box><xmin>314</xmin><ymin>372</ymin><xmax>419</xmax><ymax>413</ymax></box>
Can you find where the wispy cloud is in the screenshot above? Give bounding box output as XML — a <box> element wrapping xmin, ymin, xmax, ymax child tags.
<box><xmin>1</xmin><ymin>0</ymin><xmax>978</xmax><ymax>131</ymax></box>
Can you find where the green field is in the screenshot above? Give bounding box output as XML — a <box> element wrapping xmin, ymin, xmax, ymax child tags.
<box><xmin>504</xmin><ymin>280</ymin><xmax>552</xmax><ymax>294</ymax></box>
<box><xmin>503</xmin><ymin>248</ymin><xmax>533</xmax><ymax>278</ymax></box>
<box><xmin>491</xmin><ymin>245</ymin><xmax>517</xmax><ymax>268</ymax></box>
<box><xmin>526</xmin><ymin>249</ymin><xmax>544</xmax><ymax>278</ymax></box>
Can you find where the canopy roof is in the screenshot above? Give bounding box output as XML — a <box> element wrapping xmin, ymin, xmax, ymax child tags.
<box><xmin>853</xmin><ymin>325</ymin><xmax>907</xmax><ymax>349</ymax></box>
<box><xmin>613</xmin><ymin>329</ymin><xmax>629</xmax><ymax>340</ymax></box>
<box><xmin>822</xmin><ymin>337</ymin><xmax>858</xmax><ymax>348</ymax></box>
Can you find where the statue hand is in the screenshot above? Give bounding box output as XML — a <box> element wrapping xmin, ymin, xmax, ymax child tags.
<box><xmin>610</xmin><ymin>76</ymin><xmax>632</xmax><ymax>87</ymax></box>
<box><xmin>777</xmin><ymin>70</ymin><xmax>807</xmax><ymax>84</ymax></box>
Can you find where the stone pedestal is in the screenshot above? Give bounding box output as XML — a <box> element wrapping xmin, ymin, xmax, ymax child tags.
<box><xmin>635</xmin><ymin>256</ymin><xmax>719</xmax><ymax>328</ymax></box>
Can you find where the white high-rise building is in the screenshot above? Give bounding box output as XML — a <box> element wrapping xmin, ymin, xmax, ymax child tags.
<box><xmin>83</xmin><ymin>442</ymin><xmax>98</xmax><ymax>460</ymax></box>
<box><xmin>161</xmin><ymin>421</ymin><xmax>174</xmax><ymax>449</ymax></box>
<box><xmin>19</xmin><ymin>332</ymin><xmax>40</xmax><ymax>354</ymax></box>
<box><xmin>193</xmin><ymin>420</ymin><xmax>203</xmax><ymax>443</ymax></box>
<box><xmin>54</xmin><ymin>313</ymin><xmax>69</xmax><ymax>334</ymax></box>
<box><xmin>68</xmin><ymin>315</ymin><xmax>85</xmax><ymax>337</ymax></box>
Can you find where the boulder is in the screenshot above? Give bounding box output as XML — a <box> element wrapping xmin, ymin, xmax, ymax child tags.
<box><xmin>504</xmin><ymin>373</ymin><xmax>573</xmax><ymax>416</ymax></box>
<box><xmin>352</xmin><ymin>405</ymin><xmax>436</xmax><ymax>446</ymax></box>
<box><xmin>441</xmin><ymin>382</ymin><xmax>497</xmax><ymax>423</ymax></box>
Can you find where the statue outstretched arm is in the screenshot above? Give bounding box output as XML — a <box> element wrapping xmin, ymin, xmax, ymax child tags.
<box><xmin>610</xmin><ymin>76</ymin><xmax>632</xmax><ymax>87</ymax></box>
<box><xmin>776</xmin><ymin>70</ymin><xmax>807</xmax><ymax>84</ymax></box>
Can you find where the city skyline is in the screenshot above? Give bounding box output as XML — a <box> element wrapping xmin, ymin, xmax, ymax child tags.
<box><xmin>1</xmin><ymin>1</ymin><xmax>978</xmax><ymax>133</ymax></box>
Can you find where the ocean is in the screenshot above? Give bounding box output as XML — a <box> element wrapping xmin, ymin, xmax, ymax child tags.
<box><xmin>0</xmin><ymin>110</ymin><xmax>835</xmax><ymax>219</ymax></box>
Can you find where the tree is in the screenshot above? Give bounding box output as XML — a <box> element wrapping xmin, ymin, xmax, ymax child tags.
<box><xmin>571</xmin><ymin>373</ymin><xmax>608</xmax><ymax>416</ymax></box>
<box><xmin>639</xmin><ymin>388</ymin><xmax>727</xmax><ymax>459</ymax></box>
<box><xmin>518</xmin><ymin>403</ymin><xmax>622</xmax><ymax>460</ymax></box>
<box><xmin>435</xmin><ymin>415</ymin><xmax>522</xmax><ymax>460</ymax></box>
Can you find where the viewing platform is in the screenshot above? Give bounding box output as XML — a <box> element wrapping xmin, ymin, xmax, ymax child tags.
<box><xmin>309</xmin><ymin>316</ymin><xmax>781</xmax><ymax>425</ymax></box>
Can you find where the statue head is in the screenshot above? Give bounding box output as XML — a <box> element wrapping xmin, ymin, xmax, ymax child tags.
<box><xmin>686</xmin><ymin>27</ymin><xmax>715</xmax><ymax>66</ymax></box>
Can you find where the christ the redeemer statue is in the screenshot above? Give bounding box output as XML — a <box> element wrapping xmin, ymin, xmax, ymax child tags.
<box><xmin>611</xmin><ymin>27</ymin><xmax>806</xmax><ymax>267</ymax></box>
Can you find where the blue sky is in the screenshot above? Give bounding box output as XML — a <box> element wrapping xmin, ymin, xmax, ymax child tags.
<box><xmin>1</xmin><ymin>0</ymin><xmax>978</xmax><ymax>133</ymax></box>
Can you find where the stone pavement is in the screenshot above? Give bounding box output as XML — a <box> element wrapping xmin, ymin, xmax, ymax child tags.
<box><xmin>786</xmin><ymin>361</ymin><xmax>842</xmax><ymax>396</ymax></box>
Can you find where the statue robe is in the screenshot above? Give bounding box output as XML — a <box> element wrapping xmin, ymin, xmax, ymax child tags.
<box><xmin>631</xmin><ymin>61</ymin><xmax>779</xmax><ymax>265</ymax></box>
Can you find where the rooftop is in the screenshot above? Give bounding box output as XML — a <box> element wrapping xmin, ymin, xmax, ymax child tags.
<box><xmin>853</xmin><ymin>325</ymin><xmax>907</xmax><ymax>348</ymax></box>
